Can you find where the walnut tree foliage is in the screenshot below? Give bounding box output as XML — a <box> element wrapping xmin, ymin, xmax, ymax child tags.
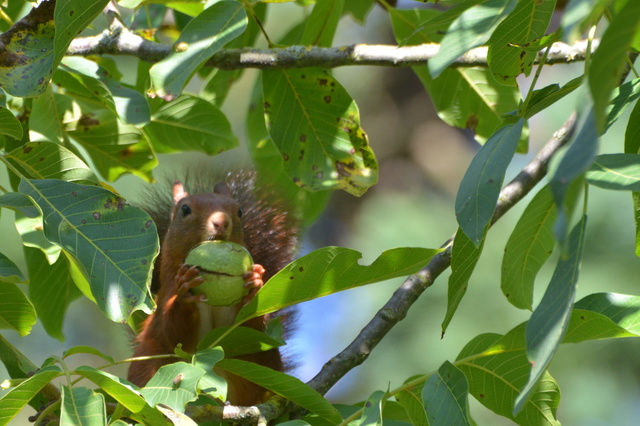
<box><xmin>0</xmin><ymin>0</ymin><xmax>640</xmax><ymax>424</ymax></box>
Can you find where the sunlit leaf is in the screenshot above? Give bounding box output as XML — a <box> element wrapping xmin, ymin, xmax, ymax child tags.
<box><xmin>74</xmin><ymin>366</ymin><xmax>167</xmax><ymax>425</ymax></box>
<box><xmin>18</xmin><ymin>179</ymin><xmax>157</xmax><ymax>323</ymax></box>
<box><xmin>143</xmin><ymin>95</ymin><xmax>237</xmax><ymax>155</ymax></box>
<box><xmin>487</xmin><ymin>0</ymin><xmax>556</xmax><ymax>86</ymax></box>
<box><xmin>218</xmin><ymin>359</ymin><xmax>342</xmax><ymax>423</ymax></box>
<box><xmin>140</xmin><ymin>362</ymin><xmax>204</xmax><ymax>413</ymax></box>
<box><xmin>149</xmin><ymin>1</ymin><xmax>248</xmax><ymax>100</ymax></box>
<box><xmin>429</xmin><ymin>0</ymin><xmax>518</xmax><ymax>78</ymax></box>
<box><xmin>586</xmin><ymin>154</ymin><xmax>640</xmax><ymax>191</ymax></box>
<box><xmin>262</xmin><ymin>68</ymin><xmax>377</xmax><ymax>196</ymax></box>
<box><xmin>0</xmin><ymin>365</ymin><xmax>62</xmax><ymax>425</ymax></box>
<box><xmin>237</xmin><ymin>246</ymin><xmax>441</xmax><ymax>323</ymax></box>
<box><xmin>60</xmin><ymin>386</ymin><xmax>106</xmax><ymax>426</ymax></box>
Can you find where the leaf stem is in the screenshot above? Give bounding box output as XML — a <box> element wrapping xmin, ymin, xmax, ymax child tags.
<box><xmin>520</xmin><ymin>32</ymin><xmax>559</xmax><ymax>117</ymax></box>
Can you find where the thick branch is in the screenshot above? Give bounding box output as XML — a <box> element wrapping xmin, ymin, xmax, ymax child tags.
<box><xmin>68</xmin><ymin>22</ymin><xmax>598</xmax><ymax>70</ymax></box>
<box><xmin>305</xmin><ymin>113</ymin><xmax>579</xmax><ymax>397</ymax></box>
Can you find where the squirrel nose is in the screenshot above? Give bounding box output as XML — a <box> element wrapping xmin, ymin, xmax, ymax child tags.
<box><xmin>210</xmin><ymin>211</ymin><xmax>231</xmax><ymax>239</ymax></box>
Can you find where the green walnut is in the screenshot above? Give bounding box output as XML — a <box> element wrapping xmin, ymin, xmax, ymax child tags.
<box><xmin>185</xmin><ymin>241</ymin><xmax>253</xmax><ymax>306</ymax></box>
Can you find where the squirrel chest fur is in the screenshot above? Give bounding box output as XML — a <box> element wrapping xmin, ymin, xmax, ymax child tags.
<box><xmin>127</xmin><ymin>173</ymin><xmax>297</xmax><ymax>406</ymax></box>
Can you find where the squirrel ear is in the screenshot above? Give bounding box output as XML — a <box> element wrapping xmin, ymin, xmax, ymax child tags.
<box><xmin>173</xmin><ymin>181</ymin><xmax>188</xmax><ymax>203</ymax></box>
<box><xmin>214</xmin><ymin>182</ymin><xmax>232</xmax><ymax>197</ymax></box>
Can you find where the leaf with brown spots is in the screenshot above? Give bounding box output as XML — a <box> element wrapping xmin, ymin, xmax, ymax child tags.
<box><xmin>262</xmin><ymin>68</ymin><xmax>378</xmax><ymax>196</ymax></box>
<box><xmin>6</xmin><ymin>141</ymin><xmax>98</xmax><ymax>184</ymax></box>
<box><xmin>0</xmin><ymin>0</ymin><xmax>108</xmax><ymax>97</ymax></box>
<box><xmin>68</xmin><ymin>108</ymin><xmax>157</xmax><ymax>182</ymax></box>
<box><xmin>487</xmin><ymin>0</ymin><xmax>556</xmax><ymax>86</ymax></box>
<box><xmin>18</xmin><ymin>179</ymin><xmax>157</xmax><ymax>323</ymax></box>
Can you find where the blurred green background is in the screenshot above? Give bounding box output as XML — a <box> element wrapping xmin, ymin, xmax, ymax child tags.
<box><xmin>2</xmin><ymin>3</ymin><xmax>640</xmax><ymax>424</ymax></box>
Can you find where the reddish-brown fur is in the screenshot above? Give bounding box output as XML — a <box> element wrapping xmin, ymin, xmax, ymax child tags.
<box><xmin>128</xmin><ymin>181</ymin><xmax>284</xmax><ymax>406</ymax></box>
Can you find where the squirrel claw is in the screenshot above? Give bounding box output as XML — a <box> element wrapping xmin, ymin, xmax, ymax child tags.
<box><xmin>176</xmin><ymin>264</ymin><xmax>204</xmax><ymax>300</ymax></box>
<box><xmin>242</xmin><ymin>264</ymin><xmax>265</xmax><ymax>304</ymax></box>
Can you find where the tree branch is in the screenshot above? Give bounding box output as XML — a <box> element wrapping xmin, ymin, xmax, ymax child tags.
<box><xmin>304</xmin><ymin>113</ymin><xmax>579</xmax><ymax>397</ymax></box>
<box><xmin>67</xmin><ymin>21</ymin><xmax>598</xmax><ymax>70</ymax></box>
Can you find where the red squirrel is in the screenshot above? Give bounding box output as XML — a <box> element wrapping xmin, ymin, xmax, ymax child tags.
<box><xmin>127</xmin><ymin>171</ymin><xmax>298</xmax><ymax>406</ymax></box>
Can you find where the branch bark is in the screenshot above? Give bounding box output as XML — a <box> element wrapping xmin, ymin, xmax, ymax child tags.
<box><xmin>67</xmin><ymin>20</ymin><xmax>598</xmax><ymax>70</ymax></box>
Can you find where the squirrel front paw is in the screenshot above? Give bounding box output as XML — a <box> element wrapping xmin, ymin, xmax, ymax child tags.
<box><xmin>176</xmin><ymin>264</ymin><xmax>206</xmax><ymax>303</ymax></box>
<box><xmin>242</xmin><ymin>264</ymin><xmax>266</xmax><ymax>304</ymax></box>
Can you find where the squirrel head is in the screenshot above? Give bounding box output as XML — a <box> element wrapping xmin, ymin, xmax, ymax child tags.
<box><xmin>165</xmin><ymin>181</ymin><xmax>245</xmax><ymax>256</ymax></box>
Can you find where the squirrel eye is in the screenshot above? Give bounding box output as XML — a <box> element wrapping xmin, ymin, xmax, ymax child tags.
<box><xmin>181</xmin><ymin>204</ymin><xmax>192</xmax><ymax>217</ymax></box>
<box><xmin>237</xmin><ymin>209</ymin><xmax>243</xmax><ymax>218</ymax></box>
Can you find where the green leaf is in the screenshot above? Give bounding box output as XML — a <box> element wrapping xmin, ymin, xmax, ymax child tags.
<box><xmin>18</xmin><ymin>179</ymin><xmax>157</xmax><ymax>323</ymax></box>
<box><xmin>140</xmin><ymin>362</ymin><xmax>204</xmax><ymax>413</ymax></box>
<box><xmin>149</xmin><ymin>1</ymin><xmax>248</xmax><ymax>100</ymax></box>
<box><xmin>0</xmin><ymin>2</ymin><xmax>55</xmax><ymax>97</ymax></box>
<box><xmin>262</xmin><ymin>68</ymin><xmax>377</xmax><ymax>196</ymax></box>
<box><xmin>569</xmin><ymin>292</ymin><xmax>640</xmax><ymax>339</ymax></box>
<box><xmin>0</xmin><ymin>107</ymin><xmax>22</xmax><ymax>139</ymax></box>
<box><xmin>514</xmin><ymin>217</ymin><xmax>587</xmax><ymax>414</ymax></box>
<box><xmin>60</xmin><ymin>386</ymin><xmax>106</xmax><ymax>426</ymax></box>
<box><xmin>0</xmin><ymin>253</ymin><xmax>25</xmax><ymax>284</ymax></box>
<box><xmin>25</xmin><ymin>247</ymin><xmax>81</xmax><ymax>341</ymax></box>
<box><xmin>422</xmin><ymin>361</ymin><xmax>471</xmax><ymax>426</ymax></box>
<box><xmin>74</xmin><ymin>366</ymin><xmax>167</xmax><ymax>425</ymax></box>
<box><xmin>300</xmin><ymin>0</ymin><xmax>344</xmax><ymax>46</ymax></box>
<box><xmin>16</xmin><ymin>214</ymin><xmax>62</xmax><ymax>265</ymax></box>
<box><xmin>217</xmin><ymin>359</ymin><xmax>342</xmax><ymax>424</ymax></box>
<box><xmin>442</xmin><ymin>229</ymin><xmax>484</xmax><ymax>335</ymax></box>
<box><xmin>0</xmin><ymin>193</ymin><xmax>39</xmax><ymax>218</ymax></box>
<box><xmin>549</xmin><ymin>107</ymin><xmax>597</xmax><ymax>242</ymax></box>
<box><xmin>63</xmin><ymin>345</ymin><xmax>114</xmax><ymax>364</ymax></box>
<box><xmin>359</xmin><ymin>389</ymin><xmax>385</xmax><ymax>425</ymax></box>
<box><xmin>604</xmin><ymin>78</ymin><xmax>640</xmax><ymax>133</ymax></box>
<box><xmin>455</xmin><ymin>119</ymin><xmax>524</xmax><ymax>245</ymax></box>
<box><xmin>390</xmin><ymin>9</ymin><xmax>524</xmax><ymax>146</ymax></box>
<box><xmin>56</xmin><ymin>57</ymin><xmax>151</xmax><ymax>126</ymax></box>
<box><xmin>0</xmin><ymin>282</ymin><xmax>36</xmax><ymax>336</ymax></box>
<box><xmin>197</xmin><ymin>326</ymin><xmax>284</xmax><ymax>356</ymax></box>
<box><xmin>624</xmin><ymin>94</ymin><xmax>640</xmax><ymax>256</ymax></box>
<box><xmin>67</xmin><ymin>108</ymin><xmax>157</xmax><ymax>182</ymax></box>
<box><xmin>395</xmin><ymin>379</ymin><xmax>428</xmax><ymax>426</ymax></box>
<box><xmin>246</xmin><ymin>77</ymin><xmax>330</xmax><ymax>226</ymax></box>
<box><xmin>0</xmin><ymin>334</ymin><xmax>39</xmax><ymax>379</ymax></box>
<box><xmin>237</xmin><ymin>246</ymin><xmax>441</xmax><ymax>323</ymax></box>
<box><xmin>6</xmin><ymin>141</ymin><xmax>99</xmax><ymax>185</ymax></box>
<box><xmin>586</xmin><ymin>154</ymin><xmax>640</xmax><ymax>190</ymax></box>
<box><xmin>589</xmin><ymin>0</ymin><xmax>640</xmax><ymax>132</ymax></box>
<box><xmin>429</xmin><ymin>0</ymin><xmax>518</xmax><ymax>78</ymax></box>
<box><xmin>487</xmin><ymin>0</ymin><xmax>556</xmax><ymax>86</ymax></box>
<box><xmin>343</xmin><ymin>0</ymin><xmax>376</xmax><ymax>24</ymax></box>
<box><xmin>521</xmin><ymin>77</ymin><xmax>582</xmax><ymax>119</ymax></box>
<box><xmin>0</xmin><ymin>365</ymin><xmax>63</xmax><ymax>425</ymax></box>
<box><xmin>53</xmin><ymin>0</ymin><xmax>110</xmax><ymax>68</ymax></box>
<box><xmin>142</xmin><ymin>94</ymin><xmax>237</xmax><ymax>155</ymax></box>
<box><xmin>193</xmin><ymin>347</ymin><xmax>226</xmax><ymax>401</ymax></box>
<box><xmin>29</xmin><ymin>87</ymin><xmax>67</xmax><ymax>144</ymax></box>
<box><xmin>455</xmin><ymin>331</ymin><xmax>560</xmax><ymax>425</ymax></box>
<box><xmin>501</xmin><ymin>185</ymin><xmax>556</xmax><ymax>310</ymax></box>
